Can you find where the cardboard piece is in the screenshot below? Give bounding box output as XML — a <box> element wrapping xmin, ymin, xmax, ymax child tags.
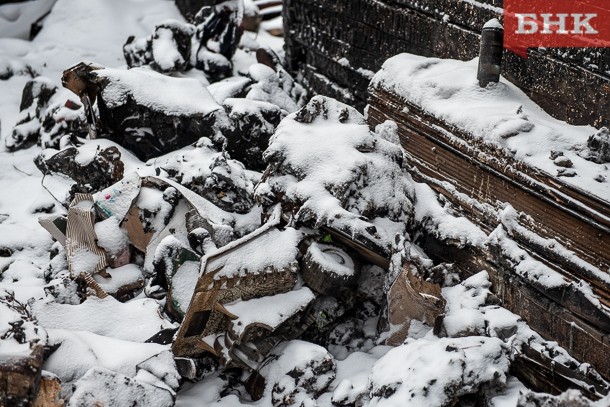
<box><xmin>65</xmin><ymin>193</ymin><xmax>108</xmax><ymax>277</ymax></box>
<box><xmin>386</xmin><ymin>265</ymin><xmax>445</xmax><ymax>346</ymax></box>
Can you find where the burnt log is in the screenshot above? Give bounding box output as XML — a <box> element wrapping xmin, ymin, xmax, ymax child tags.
<box><xmin>95</xmin><ymin>69</ymin><xmax>221</xmax><ymax>160</ymax></box>
<box><xmin>62</xmin><ymin>63</ymin><xmax>223</xmax><ymax>160</ymax></box>
<box><xmin>301</xmin><ymin>242</ymin><xmax>360</xmax><ymax>298</ymax></box>
<box><xmin>215</xmin><ymin>98</ymin><xmax>285</xmax><ymax>172</ymax></box>
<box><xmin>34</xmin><ymin>145</ymin><xmax>124</xmax><ymax>197</ymax></box>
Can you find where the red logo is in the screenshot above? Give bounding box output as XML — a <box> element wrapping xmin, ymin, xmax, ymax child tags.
<box><xmin>504</xmin><ymin>0</ymin><xmax>610</xmax><ymax>58</ymax></box>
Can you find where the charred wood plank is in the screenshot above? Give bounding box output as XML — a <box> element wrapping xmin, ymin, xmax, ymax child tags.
<box><xmin>512</xmin><ymin>344</ymin><xmax>609</xmax><ymax>400</ymax></box>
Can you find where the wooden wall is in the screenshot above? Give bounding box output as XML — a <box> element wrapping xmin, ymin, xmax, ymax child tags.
<box><xmin>284</xmin><ymin>0</ymin><xmax>610</xmax><ymax>127</ymax></box>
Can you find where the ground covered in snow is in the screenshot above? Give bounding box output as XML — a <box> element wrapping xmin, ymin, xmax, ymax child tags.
<box><xmin>1</xmin><ymin>1</ymin><xmax>610</xmax><ymax>407</ymax></box>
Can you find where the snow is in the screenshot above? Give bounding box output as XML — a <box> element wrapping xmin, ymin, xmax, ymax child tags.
<box><xmin>246</xmin><ymin>63</ymin><xmax>299</xmax><ymax>112</ymax></box>
<box><xmin>0</xmin><ymin>0</ymin><xmax>57</xmax><ymax>40</ymax></box>
<box><xmin>93</xmin><ymin>264</ymin><xmax>144</xmax><ymax>295</ymax></box>
<box><xmin>33</xmin><ymin>296</ymin><xmax>173</xmax><ymax>342</ymax></box>
<box><xmin>151</xmin><ymin>21</ymin><xmax>194</xmax><ymax>72</ymax></box>
<box><xmin>208</xmin><ymin>77</ymin><xmax>251</xmax><ymax>103</ymax></box>
<box><xmin>483</xmin><ymin>18</ymin><xmax>503</xmax><ymax>30</ymax></box>
<box><xmin>224</xmin><ymin>287</ymin><xmax>315</xmax><ymax>336</ymax></box>
<box><xmin>331</xmin><ymin>347</ymin><xmax>391</xmax><ymax>405</ymax></box>
<box><xmin>371</xmin><ymin>54</ymin><xmax>610</xmax><ymax>202</ymax></box>
<box><xmin>307</xmin><ymin>243</ymin><xmax>356</xmax><ymax>277</ymax></box>
<box><xmin>206</xmin><ymin>226</ymin><xmax>302</xmax><ymax>280</ymax></box>
<box><xmin>259</xmin><ymin>96</ymin><xmax>415</xmax><ymax>253</ymax></box>
<box><xmin>489</xmin><ymin>227</ymin><xmax>568</xmax><ymax>289</ymax></box>
<box><xmin>489</xmin><ymin>376</ymin><xmax>528</xmax><ymax>407</ymax></box>
<box><xmin>68</xmin><ymin>247</ymin><xmax>103</xmax><ymax>275</ymax></box>
<box><xmin>0</xmin><ymin>0</ymin><xmax>182</xmax><ymax>82</ymax></box>
<box><xmin>69</xmin><ymin>366</ymin><xmax>174</xmax><ymax>407</ymax></box>
<box><xmin>169</xmin><ymin>260</ymin><xmax>199</xmax><ymax>316</ymax></box>
<box><xmin>260</xmin><ymin>16</ymin><xmax>283</xmax><ymax>34</ymax></box>
<box><xmin>96</xmin><ymin>67</ymin><xmax>221</xmax><ymax>116</ymax></box>
<box><xmin>368</xmin><ymin>336</ymin><xmax>510</xmax><ymax>407</ymax></box>
<box><xmin>258</xmin><ymin>340</ymin><xmax>336</xmax><ymax>404</ymax></box>
<box><xmin>44</xmin><ymin>328</ymin><xmax>168</xmax><ymax>383</ymax></box>
<box><xmin>94</xmin><ymin>216</ymin><xmax>129</xmax><ymax>257</ymax></box>
<box><xmin>413</xmin><ymin>180</ymin><xmax>488</xmax><ymax>248</ymax></box>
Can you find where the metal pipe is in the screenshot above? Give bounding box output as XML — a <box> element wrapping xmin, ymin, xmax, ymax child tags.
<box><xmin>477</xmin><ymin>19</ymin><xmax>504</xmax><ymax>88</ymax></box>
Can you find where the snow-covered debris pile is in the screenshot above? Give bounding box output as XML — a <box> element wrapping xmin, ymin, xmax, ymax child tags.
<box><xmin>60</xmin><ymin>50</ymin><xmax>304</xmax><ymax>165</ymax></box>
<box><xmin>254</xmin><ymin>340</ymin><xmax>337</xmax><ymax>405</ymax></box>
<box><xmin>6</xmin><ymin>76</ymin><xmax>86</xmax><ymax>151</ymax></box>
<box><xmin>366</xmin><ymin>336</ymin><xmax>510</xmax><ymax>406</ymax></box>
<box><xmin>257</xmin><ymin>96</ymin><xmax>415</xmax><ymax>255</ymax></box>
<box><xmin>0</xmin><ymin>288</ymin><xmax>47</xmax><ymax>404</ymax></box>
<box><xmin>146</xmin><ymin>137</ymin><xmax>259</xmax><ymax>214</ymax></box>
<box><xmin>124</xmin><ymin>1</ymin><xmax>243</xmax><ymax>80</ymax></box>
<box><xmin>3</xmin><ymin>0</ymin><xmax>610</xmax><ymax>405</ymax></box>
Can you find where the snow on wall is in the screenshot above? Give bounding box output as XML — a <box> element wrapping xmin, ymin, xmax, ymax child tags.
<box><xmin>371</xmin><ymin>54</ymin><xmax>610</xmax><ymax>201</ymax></box>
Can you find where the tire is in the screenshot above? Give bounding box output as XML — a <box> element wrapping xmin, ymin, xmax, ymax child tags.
<box><xmin>302</xmin><ymin>242</ymin><xmax>360</xmax><ymax>297</ymax></box>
